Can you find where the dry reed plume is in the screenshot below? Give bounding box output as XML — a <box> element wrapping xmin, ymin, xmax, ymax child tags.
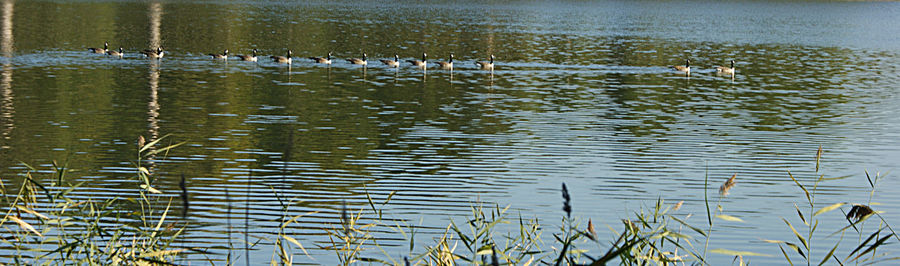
<box><xmin>847</xmin><ymin>204</ymin><xmax>874</xmax><ymax>221</ymax></box>
<box><xmin>719</xmin><ymin>174</ymin><xmax>737</xmax><ymax>196</ymax></box>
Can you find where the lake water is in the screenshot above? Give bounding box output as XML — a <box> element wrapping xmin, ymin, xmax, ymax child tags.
<box><xmin>2</xmin><ymin>0</ymin><xmax>900</xmax><ymax>264</ymax></box>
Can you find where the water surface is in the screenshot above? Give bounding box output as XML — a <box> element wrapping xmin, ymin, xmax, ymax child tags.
<box><xmin>2</xmin><ymin>0</ymin><xmax>900</xmax><ymax>264</ymax></box>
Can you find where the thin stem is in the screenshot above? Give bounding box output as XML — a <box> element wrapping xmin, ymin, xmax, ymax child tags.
<box><xmin>807</xmin><ymin>176</ymin><xmax>821</xmax><ymax>266</ymax></box>
<box><xmin>702</xmin><ymin>164</ymin><xmax>712</xmax><ymax>263</ymax></box>
<box><xmin>245</xmin><ymin>168</ymin><xmax>251</xmax><ymax>266</ymax></box>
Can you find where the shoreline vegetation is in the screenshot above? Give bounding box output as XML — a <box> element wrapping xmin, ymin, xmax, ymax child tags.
<box><xmin>1</xmin><ymin>138</ymin><xmax>897</xmax><ymax>265</ymax></box>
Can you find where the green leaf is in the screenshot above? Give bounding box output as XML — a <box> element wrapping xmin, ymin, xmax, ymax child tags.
<box><xmin>787</xmin><ymin>171</ymin><xmax>811</xmax><ymax>204</ymax></box>
<box><xmin>820</xmin><ymin>174</ymin><xmax>852</xmax><ymax>181</ymax></box>
<box><xmin>140</xmin><ymin>134</ymin><xmax>170</xmax><ymax>153</ymax></box>
<box><xmin>782</xmin><ymin>242</ymin><xmax>804</xmax><ymax>259</ymax></box>
<box><xmin>716</xmin><ymin>214</ymin><xmax>744</xmax><ymax>222</ymax></box>
<box><xmin>846</xmin><ymin>229</ymin><xmax>883</xmax><ymax>260</ymax></box>
<box><xmin>383</xmin><ymin>191</ymin><xmax>397</xmax><ymax>205</ymax></box>
<box><xmin>282</xmin><ymin>235</ymin><xmax>310</xmax><ymax>258</ymax></box>
<box><xmin>671</xmin><ymin>216</ymin><xmax>707</xmax><ymax>237</ymax></box>
<box><xmin>709</xmin><ymin>248</ymin><xmax>772</xmax><ymax>257</ymax></box>
<box><xmin>145</xmin><ymin>141</ymin><xmax>187</xmax><ymax>156</ymax></box>
<box><xmin>783</xmin><ymin>218</ymin><xmax>809</xmax><ymax>249</ymax></box>
<box><xmin>762</xmin><ymin>239</ymin><xmax>786</xmax><ymax>244</ymax></box>
<box><xmin>140</xmin><ymin>184</ymin><xmax>162</xmax><ymax>194</ymax></box>
<box><xmin>139</xmin><ymin>167</ymin><xmax>150</xmax><ymax>176</ymax></box>
<box><xmin>663</xmin><ymin>231</ymin><xmax>693</xmax><ymax>239</ymax></box>
<box><xmin>851</xmin><ymin>233</ymin><xmax>892</xmax><ymax>262</ymax></box>
<box><xmin>778</xmin><ymin>245</ymin><xmax>794</xmax><ymax>266</ymax></box>
<box><xmin>818</xmin><ymin>241</ymin><xmax>839</xmax><ymax>266</ymax></box>
<box><xmin>8</xmin><ymin>216</ymin><xmax>42</xmax><ymax>236</ymax></box>
<box><xmin>814</xmin><ymin>202</ymin><xmax>845</xmax><ymax>217</ymax></box>
<box><xmin>795</xmin><ymin>204</ymin><xmax>807</xmax><ymax>226</ymax></box>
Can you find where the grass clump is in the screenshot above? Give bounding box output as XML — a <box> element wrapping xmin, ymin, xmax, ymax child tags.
<box><xmin>0</xmin><ymin>135</ymin><xmax>187</xmax><ymax>264</ymax></box>
<box><xmin>1</xmin><ymin>144</ymin><xmax>897</xmax><ymax>265</ymax></box>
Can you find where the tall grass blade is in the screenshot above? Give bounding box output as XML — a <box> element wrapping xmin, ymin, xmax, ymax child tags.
<box><xmin>282</xmin><ymin>235</ymin><xmax>311</xmax><ymax>258</ymax></box>
<box><xmin>710</xmin><ymin>248</ymin><xmax>771</xmax><ymax>257</ymax></box>
<box><xmin>151</xmin><ymin>200</ymin><xmax>173</xmax><ymax>238</ymax></box>
<box><xmin>782</xmin><ymin>218</ymin><xmax>809</xmax><ymax>249</ymax></box>
<box><xmin>715</xmin><ymin>215</ymin><xmax>743</xmax><ymax>222</ymax></box>
<box><xmin>383</xmin><ymin>191</ymin><xmax>396</xmax><ymax>205</ymax></box>
<box><xmin>846</xmin><ymin>229</ymin><xmax>883</xmax><ymax>260</ymax></box>
<box><xmin>139</xmin><ymin>134</ymin><xmax>176</xmax><ymax>153</ymax></box>
<box><xmin>865</xmin><ymin>170</ymin><xmax>874</xmax><ymax>189</ymax></box>
<box><xmin>778</xmin><ymin>245</ymin><xmax>794</xmax><ymax>266</ymax></box>
<box><xmin>671</xmin><ymin>216</ymin><xmax>707</xmax><ymax>237</ymax></box>
<box><xmin>818</xmin><ymin>241</ymin><xmax>840</xmax><ymax>266</ymax></box>
<box><xmin>8</xmin><ymin>216</ymin><xmax>42</xmax><ymax>236</ymax></box>
<box><xmin>14</xmin><ymin>205</ymin><xmax>48</xmax><ymax>220</ymax></box>
<box><xmin>850</xmin><ymin>233</ymin><xmax>891</xmax><ymax>262</ymax></box>
<box><xmin>795</xmin><ymin>204</ymin><xmax>808</xmax><ymax>226</ymax></box>
<box><xmin>704</xmin><ymin>164</ymin><xmax>711</xmax><ymax>227</ymax></box>
<box><xmin>813</xmin><ymin>202</ymin><xmax>844</xmax><ymax>217</ymax></box>
<box><xmin>144</xmin><ymin>141</ymin><xmax>186</xmax><ymax>156</ymax></box>
<box><xmin>787</xmin><ymin>171</ymin><xmax>810</xmax><ymax>205</ymax></box>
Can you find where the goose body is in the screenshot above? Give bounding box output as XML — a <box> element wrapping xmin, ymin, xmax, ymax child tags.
<box><xmin>475</xmin><ymin>54</ymin><xmax>495</xmax><ymax>70</ymax></box>
<box><xmin>380</xmin><ymin>55</ymin><xmax>400</xmax><ymax>67</ymax></box>
<box><xmin>209</xmin><ymin>49</ymin><xmax>229</xmax><ymax>59</ymax></box>
<box><xmin>672</xmin><ymin>59</ymin><xmax>690</xmax><ymax>73</ymax></box>
<box><xmin>271</xmin><ymin>50</ymin><xmax>292</xmax><ymax>64</ymax></box>
<box><xmin>716</xmin><ymin>60</ymin><xmax>735</xmax><ymax>74</ymax></box>
<box><xmin>88</xmin><ymin>42</ymin><xmax>109</xmax><ymax>54</ymax></box>
<box><xmin>236</xmin><ymin>49</ymin><xmax>258</xmax><ymax>62</ymax></box>
<box><xmin>435</xmin><ymin>54</ymin><xmax>453</xmax><ymax>70</ymax></box>
<box><xmin>407</xmin><ymin>53</ymin><xmax>427</xmax><ymax>68</ymax></box>
<box><xmin>309</xmin><ymin>52</ymin><xmax>333</xmax><ymax>64</ymax></box>
<box><xmin>347</xmin><ymin>53</ymin><xmax>367</xmax><ymax>66</ymax></box>
<box><xmin>141</xmin><ymin>47</ymin><xmax>165</xmax><ymax>59</ymax></box>
<box><xmin>107</xmin><ymin>47</ymin><xmax>124</xmax><ymax>58</ymax></box>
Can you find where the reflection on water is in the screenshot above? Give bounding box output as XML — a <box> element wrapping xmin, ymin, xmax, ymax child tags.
<box><xmin>1</xmin><ymin>0</ymin><xmax>900</xmax><ymax>264</ymax></box>
<box><xmin>0</xmin><ymin>0</ymin><xmax>11</xmax><ymax>148</ymax></box>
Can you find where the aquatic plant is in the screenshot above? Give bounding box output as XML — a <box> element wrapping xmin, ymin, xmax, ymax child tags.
<box><xmin>1</xmin><ymin>144</ymin><xmax>897</xmax><ymax>265</ymax></box>
<box><xmin>766</xmin><ymin>147</ymin><xmax>900</xmax><ymax>265</ymax></box>
<box><xmin>0</xmin><ymin>135</ymin><xmax>186</xmax><ymax>264</ymax></box>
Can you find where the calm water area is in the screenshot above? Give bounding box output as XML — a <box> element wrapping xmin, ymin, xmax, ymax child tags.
<box><xmin>1</xmin><ymin>0</ymin><xmax>900</xmax><ymax>264</ymax></box>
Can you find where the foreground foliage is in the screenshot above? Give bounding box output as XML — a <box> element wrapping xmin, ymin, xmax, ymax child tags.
<box><xmin>1</xmin><ymin>141</ymin><xmax>896</xmax><ymax>265</ymax></box>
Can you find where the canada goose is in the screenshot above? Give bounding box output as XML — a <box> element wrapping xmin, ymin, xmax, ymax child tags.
<box><xmin>209</xmin><ymin>49</ymin><xmax>228</xmax><ymax>59</ymax></box>
<box><xmin>347</xmin><ymin>53</ymin><xmax>367</xmax><ymax>66</ymax></box>
<box><xmin>88</xmin><ymin>42</ymin><xmax>108</xmax><ymax>54</ymax></box>
<box><xmin>380</xmin><ymin>55</ymin><xmax>400</xmax><ymax>67</ymax></box>
<box><xmin>672</xmin><ymin>59</ymin><xmax>690</xmax><ymax>73</ymax></box>
<box><xmin>236</xmin><ymin>49</ymin><xmax>258</xmax><ymax>62</ymax></box>
<box><xmin>435</xmin><ymin>54</ymin><xmax>453</xmax><ymax>70</ymax></box>
<box><xmin>716</xmin><ymin>60</ymin><xmax>735</xmax><ymax>74</ymax></box>
<box><xmin>107</xmin><ymin>47</ymin><xmax>124</xmax><ymax>57</ymax></box>
<box><xmin>475</xmin><ymin>54</ymin><xmax>495</xmax><ymax>70</ymax></box>
<box><xmin>141</xmin><ymin>47</ymin><xmax>165</xmax><ymax>59</ymax></box>
<box><xmin>271</xmin><ymin>50</ymin><xmax>292</xmax><ymax>64</ymax></box>
<box><xmin>407</xmin><ymin>53</ymin><xmax>427</xmax><ymax>68</ymax></box>
<box><xmin>309</xmin><ymin>52</ymin><xmax>333</xmax><ymax>64</ymax></box>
